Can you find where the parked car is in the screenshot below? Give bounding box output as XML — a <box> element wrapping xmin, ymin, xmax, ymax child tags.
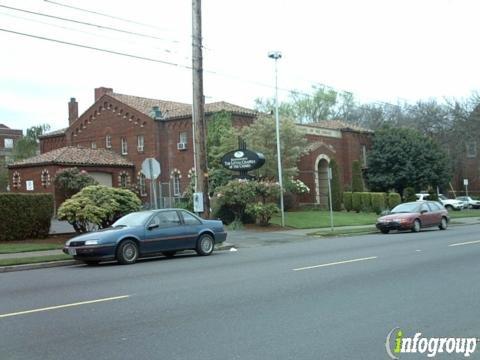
<box><xmin>376</xmin><ymin>201</ymin><xmax>449</xmax><ymax>234</ymax></box>
<box><xmin>456</xmin><ymin>196</ymin><xmax>480</xmax><ymax>209</ymax></box>
<box><xmin>415</xmin><ymin>193</ymin><xmax>464</xmax><ymax>211</ymax></box>
<box><xmin>63</xmin><ymin>209</ymin><xmax>227</xmax><ymax>265</ymax></box>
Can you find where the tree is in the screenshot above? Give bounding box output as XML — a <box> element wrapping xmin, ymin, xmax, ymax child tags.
<box><xmin>241</xmin><ymin>115</ymin><xmax>307</xmax><ymax>180</ymax></box>
<box><xmin>12</xmin><ymin>124</ymin><xmax>50</xmax><ymax>161</ymax></box>
<box><xmin>366</xmin><ymin>126</ymin><xmax>451</xmax><ymax>195</ymax></box>
<box><xmin>330</xmin><ymin>159</ymin><xmax>342</xmax><ymax>211</ymax></box>
<box><xmin>54</xmin><ymin>168</ymin><xmax>98</xmax><ymax>199</ymax></box>
<box><xmin>351</xmin><ymin>160</ymin><xmax>364</xmax><ymax>192</ymax></box>
<box><xmin>0</xmin><ymin>159</ymin><xmax>8</xmax><ymax>192</ymax></box>
<box><xmin>57</xmin><ymin>185</ymin><xmax>142</xmax><ymax>233</ymax></box>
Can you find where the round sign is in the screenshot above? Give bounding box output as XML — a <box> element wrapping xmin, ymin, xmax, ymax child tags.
<box><xmin>221</xmin><ymin>149</ymin><xmax>265</xmax><ymax>172</ymax></box>
<box><xmin>141</xmin><ymin>158</ymin><xmax>161</xmax><ymax>180</ymax></box>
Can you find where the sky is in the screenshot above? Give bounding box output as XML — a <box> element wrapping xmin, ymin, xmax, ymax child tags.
<box><xmin>1</xmin><ymin>0</ymin><xmax>480</xmax><ymax>132</ymax></box>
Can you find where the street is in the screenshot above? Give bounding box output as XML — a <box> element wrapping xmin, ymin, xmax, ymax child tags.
<box><xmin>1</xmin><ymin>225</ymin><xmax>480</xmax><ymax>359</ymax></box>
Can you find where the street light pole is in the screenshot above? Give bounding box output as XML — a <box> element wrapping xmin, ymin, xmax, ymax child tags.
<box><xmin>268</xmin><ymin>51</ymin><xmax>285</xmax><ymax>227</ymax></box>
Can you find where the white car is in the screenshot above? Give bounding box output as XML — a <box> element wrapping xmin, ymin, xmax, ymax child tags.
<box><xmin>416</xmin><ymin>193</ymin><xmax>464</xmax><ymax>211</ymax></box>
<box><xmin>456</xmin><ymin>196</ymin><xmax>480</xmax><ymax>209</ymax></box>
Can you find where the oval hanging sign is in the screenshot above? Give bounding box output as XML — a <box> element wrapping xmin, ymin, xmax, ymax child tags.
<box><xmin>221</xmin><ymin>149</ymin><xmax>265</xmax><ymax>171</ymax></box>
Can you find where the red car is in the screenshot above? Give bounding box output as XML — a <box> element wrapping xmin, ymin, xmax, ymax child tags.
<box><xmin>376</xmin><ymin>201</ymin><xmax>449</xmax><ymax>234</ymax></box>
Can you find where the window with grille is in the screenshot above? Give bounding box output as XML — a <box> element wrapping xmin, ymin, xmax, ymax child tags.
<box><xmin>121</xmin><ymin>137</ymin><xmax>128</xmax><ymax>155</ymax></box>
<box><xmin>137</xmin><ymin>135</ymin><xmax>144</xmax><ymax>152</ymax></box>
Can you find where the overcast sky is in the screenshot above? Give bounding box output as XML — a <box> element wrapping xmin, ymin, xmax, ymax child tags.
<box><xmin>1</xmin><ymin>0</ymin><xmax>479</xmax><ymax>132</ymax></box>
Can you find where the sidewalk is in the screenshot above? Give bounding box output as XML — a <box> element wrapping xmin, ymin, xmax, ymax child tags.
<box><xmin>1</xmin><ymin>216</ymin><xmax>479</xmax><ymax>262</ymax></box>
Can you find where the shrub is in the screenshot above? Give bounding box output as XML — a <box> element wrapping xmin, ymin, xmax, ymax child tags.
<box><xmin>403</xmin><ymin>187</ymin><xmax>416</xmax><ymax>202</ymax></box>
<box><xmin>284</xmin><ymin>178</ymin><xmax>310</xmax><ymax>195</ymax></box>
<box><xmin>343</xmin><ymin>192</ymin><xmax>353</xmax><ymax>212</ymax></box>
<box><xmin>387</xmin><ymin>192</ymin><xmax>401</xmax><ymax>209</ymax></box>
<box><xmin>57</xmin><ymin>185</ymin><xmax>142</xmax><ymax>233</ymax></box>
<box><xmin>428</xmin><ymin>188</ymin><xmax>439</xmax><ymax>201</ymax></box>
<box><xmin>351</xmin><ymin>160</ymin><xmax>364</xmax><ymax>192</ymax></box>
<box><xmin>371</xmin><ymin>192</ymin><xmax>387</xmax><ymax>214</ymax></box>
<box><xmin>246</xmin><ymin>202</ymin><xmax>279</xmax><ymax>226</ymax></box>
<box><xmin>360</xmin><ymin>192</ymin><xmax>372</xmax><ymax>212</ymax></box>
<box><xmin>214</xmin><ymin>179</ymin><xmax>257</xmax><ymax>224</ymax></box>
<box><xmin>54</xmin><ymin>168</ymin><xmax>98</xmax><ymax>199</ymax></box>
<box><xmin>330</xmin><ymin>159</ymin><xmax>342</xmax><ymax>211</ymax></box>
<box><xmin>352</xmin><ymin>192</ymin><xmax>362</xmax><ymax>213</ymax></box>
<box><xmin>283</xmin><ymin>191</ymin><xmax>297</xmax><ymax>211</ymax></box>
<box><xmin>0</xmin><ymin>193</ymin><xmax>53</xmax><ymax>241</ymax></box>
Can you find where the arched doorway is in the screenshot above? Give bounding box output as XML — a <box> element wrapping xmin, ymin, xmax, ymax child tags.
<box><xmin>314</xmin><ymin>154</ymin><xmax>330</xmax><ymax>207</ymax></box>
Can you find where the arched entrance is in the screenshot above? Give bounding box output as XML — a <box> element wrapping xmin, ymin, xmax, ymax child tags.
<box><xmin>314</xmin><ymin>154</ymin><xmax>330</xmax><ymax>207</ymax></box>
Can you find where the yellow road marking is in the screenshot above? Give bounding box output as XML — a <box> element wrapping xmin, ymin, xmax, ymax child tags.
<box><xmin>293</xmin><ymin>256</ymin><xmax>378</xmax><ymax>271</ymax></box>
<box><xmin>0</xmin><ymin>295</ymin><xmax>130</xmax><ymax>319</ymax></box>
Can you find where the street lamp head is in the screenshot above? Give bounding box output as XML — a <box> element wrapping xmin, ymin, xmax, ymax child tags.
<box><xmin>268</xmin><ymin>51</ymin><xmax>282</xmax><ymax>60</ymax></box>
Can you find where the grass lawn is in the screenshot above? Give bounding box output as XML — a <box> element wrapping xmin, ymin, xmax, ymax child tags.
<box><xmin>308</xmin><ymin>227</ymin><xmax>377</xmax><ymax>237</ymax></box>
<box><xmin>271</xmin><ymin>211</ymin><xmax>378</xmax><ymax>229</ymax></box>
<box><xmin>448</xmin><ymin>209</ymin><xmax>480</xmax><ymax>219</ymax></box>
<box><xmin>0</xmin><ymin>254</ymin><xmax>72</xmax><ymax>267</ymax></box>
<box><xmin>0</xmin><ymin>243</ymin><xmax>64</xmax><ymax>254</ymax></box>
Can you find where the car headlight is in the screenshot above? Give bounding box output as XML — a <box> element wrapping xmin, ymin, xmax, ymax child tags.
<box><xmin>84</xmin><ymin>240</ymin><xmax>99</xmax><ymax>246</ymax></box>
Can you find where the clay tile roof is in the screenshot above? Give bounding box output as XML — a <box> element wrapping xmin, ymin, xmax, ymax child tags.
<box><xmin>110</xmin><ymin>92</ymin><xmax>257</xmax><ymax>120</ymax></box>
<box><xmin>39</xmin><ymin>128</ymin><xmax>68</xmax><ymax>138</ymax></box>
<box><xmin>0</xmin><ymin>124</ymin><xmax>9</xmax><ymax>129</ymax></box>
<box><xmin>9</xmin><ymin>146</ymin><xmax>133</xmax><ymax>168</ymax></box>
<box><xmin>304</xmin><ymin>120</ymin><xmax>372</xmax><ymax>133</ymax></box>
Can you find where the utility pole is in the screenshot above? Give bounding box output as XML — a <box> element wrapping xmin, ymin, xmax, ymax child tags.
<box><xmin>192</xmin><ymin>0</ymin><xmax>210</xmax><ymax>217</ymax></box>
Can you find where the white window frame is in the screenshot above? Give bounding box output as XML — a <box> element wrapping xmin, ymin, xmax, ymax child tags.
<box><xmin>91</xmin><ymin>142</ymin><xmax>97</xmax><ymax>149</ymax></box>
<box><xmin>466</xmin><ymin>141</ymin><xmax>477</xmax><ymax>158</ymax></box>
<box><xmin>105</xmin><ymin>135</ymin><xmax>112</xmax><ymax>149</ymax></box>
<box><xmin>137</xmin><ymin>135</ymin><xmax>145</xmax><ymax>152</ymax></box>
<box><xmin>4</xmin><ymin>138</ymin><xmax>13</xmax><ymax>149</ymax></box>
<box><xmin>121</xmin><ymin>137</ymin><xmax>128</xmax><ymax>155</ymax></box>
<box><xmin>362</xmin><ymin>145</ymin><xmax>367</xmax><ymax>167</ymax></box>
<box><xmin>179</xmin><ymin>131</ymin><xmax>188</xmax><ymax>145</ymax></box>
<box><xmin>139</xmin><ymin>173</ymin><xmax>147</xmax><ymax>196</ymax></box>
<box><xmin>173</xmin><ymin>174</ymin><xmax>181</xmax><ymax>196</ymax></box>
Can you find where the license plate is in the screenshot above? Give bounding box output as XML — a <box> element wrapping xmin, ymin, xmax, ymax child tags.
<box><xmin>68</xmin><ymin>248</ymin><xmax>77</xmax><ymax>256</ymax></box>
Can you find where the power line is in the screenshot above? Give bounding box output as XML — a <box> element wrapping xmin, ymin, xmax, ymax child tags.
<box><xmin>0</xmin><ymin>4</ymin><xmax>181</xmax><ymax>44</ymax></box>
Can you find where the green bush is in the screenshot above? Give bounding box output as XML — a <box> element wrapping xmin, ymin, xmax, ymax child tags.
<box><xmin>343</xmin><ymin>192</ymin><xmax>353</xmax><ymax>212</ymax></box>
<box><xmin>54</xmin><ymin>167</ymin><xmax>97</xmax><ymax>199</ymax></box>
<box><xmin>428</xmin><ymin>188</ymin><xmax>439</xmax><ymax>201</ymax></box>
<box><xmin>0</xmin><ymin>193</ymin><xmax>53</xmax><ymax>241</ymax></box>
<box><xmin>387</xmin><ymin>192</ymin><xmax>401</xmax><ymax>209</ymax></box>
<box><xmin>403</xmin><ymin>187</ymin><xmax>416</xmax><ymax>202</ymax></box>
<box><xmin>352</xmin><ymin>192</ymin><xmax>362</xmax><ymax>213</ymax></box>
<box><xmin>57</xmin><ymin>185</ymin><xmax>142</xmax><ymax>233</ymax></box>
<box><xmin>360</xmin><ymin>192</ymin><xmax>372</xmax><ymax>212</ymax></box>
<box><xmin>371</xmin><ymin>192</ymin><xmax>387</xmax><ymax>214</ymax></box>
<box><xmin>246</xmin><ymin>202</ymin><xmax>279</xmax><ymax>226</ymax></box>
<box><xmin>351</xmin><ymin>160</ymin><xmax>364</xmax><ymax>192</ymax></box>
<box><xmin>330</xmin><ymin>159</ymin><xmax>342</xmax><ymax>211</ymax></box>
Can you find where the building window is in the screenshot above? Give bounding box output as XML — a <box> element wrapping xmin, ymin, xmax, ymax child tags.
<box><xmin>12</xmin><ymin>171</ymin><xmax>21</xmax><ymax>189</ymax></box>
<box><xmin>362</xmin><ymin>145</ymin><xmax>367</xmax><ymax>167</ymax></box>
<box><xmin>173</xmin><ymin>174</ymin><xmax>181</xmax><ymax>196</ymax></box>
<box><xmin>466</xmin><ymin>141</ymin><xmax>477</xmax><ymax>158</ymax></box>
<box><xmin>179</xmin><ymin>132</ymin><xmax>188</xmax><ymax>144</ymax></box>
<box><xmin>138</xmin><ymin>173</ymin><xmax>147</xmax><ymax>196</ymax></box>
<box><xmin>137</xmin><ymin>135</ymin><xmax>144</xmax><ymax>152</ymax></box>
<box><xmin>40</xmin><ymin>169</ymin><xmax>51</xmax><ymax>187</ymax></box>
<box><xmin>121</xmin><ymin>137</ymin><xmax>128</xmax><ymax>155</ymax></box>
<box><xmin>105</xmin><ymin>135</ymin><xmax>112</xmax><ymax>149</ymax></box>
<box><xmin>118</xmin><ymin>172</ymin><xmax>130</xmax><ymax>188</ymax></box>
<box><xmin>91</xmin><ymin>142</ymin><xmax>97</xmax><ymax>149</ymax></box>
<box><xmin>4</xmin><ymin>138</ymin><xmax>13</xmax><ymax>149</ymax></box>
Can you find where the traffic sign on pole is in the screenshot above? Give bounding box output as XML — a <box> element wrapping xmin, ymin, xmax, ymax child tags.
<box><xmin>141</xmin><ymin>158</ymin><xmax>161</xmax><ymax>209</ymax></box>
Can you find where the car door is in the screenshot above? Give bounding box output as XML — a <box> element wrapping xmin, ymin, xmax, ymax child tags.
<box><xmin>179</xmin><ymin>210</ymin><xmax>204</xmax><ymax>248</ymax></box>
<box><xmin>418</xmin><ymin>203</ymin><xmax>433</xmax><ymax>227</ymax></box>
<box><xmin>143</xmin><ymin>210</ymin><xmax>184</xmax><ymax>253</ymax></box>
<box><xmin>427</xmin><ymin>202</ymin><xmax>443</xmax><ymax>226</ymax></box>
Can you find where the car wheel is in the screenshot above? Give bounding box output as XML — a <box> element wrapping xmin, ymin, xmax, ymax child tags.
<box><xmin>84</xmin><ymin>260</ymin><xmax>100</xmax><ymax>266</ymax></box>
<box><xmin>162</xmin><ymin>251</ymin><xmax>177</xmax><ymax>258</ymax></box>
<box><xmin>196</xmin><ymin>234</ymin><xmax>214</xmax><ymax>256</ymax></box>
<box><xmin>445</xmin><ymin>205</ymin><xmax>453</xmax><ymax>211</ymax></box>
<box><xmin>380</xmin><ymin>229</ymin><xmax>390</xmax><ymax>234</ymax></box>
<box><xmin>116</xmin><ymin>239</ymin><xmax>139</xmax><ymax>265</ymax></box>
<box><xmin>439</xmin><ymin>217</ymin><xmax>448</xmax><ymax>230</ymax></box>
<box><xmin>412</xmin><ymin>219</ymin><xmax>421</xmax><ymax>233</ymax></box>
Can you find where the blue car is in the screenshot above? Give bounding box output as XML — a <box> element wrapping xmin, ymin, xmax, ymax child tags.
<box><xmin>63</xmin><ymin>209</ymin><xmax>227</xmax><ymax>265</ymax></box>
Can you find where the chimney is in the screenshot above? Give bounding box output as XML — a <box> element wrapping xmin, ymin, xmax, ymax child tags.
<box><xmin>94</xmin><ymin>87</ymin><xmax>113</xmax><ymax>102</ymax></box>
<box><xmin>68</xmin><ymin>97</ymin><xmax>78</xmax><ymax>125</ymax></box>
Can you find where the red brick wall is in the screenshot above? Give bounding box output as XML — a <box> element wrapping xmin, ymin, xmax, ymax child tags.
<box><xmin>40</xmin><ymin>135</ymin><xmax>66</xmax><ymax>153</ymax></box>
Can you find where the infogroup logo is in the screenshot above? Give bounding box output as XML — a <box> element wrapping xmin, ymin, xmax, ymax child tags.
<box><xmin>385</xmin><ymin>327</ymin><xmax>478</xmax><ymax>359</ymax></box>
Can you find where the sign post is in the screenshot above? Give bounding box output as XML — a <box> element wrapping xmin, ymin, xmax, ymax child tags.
<box><xmin>141</xmin><ymin>158</ymin><xmax>161</xmax><ymax>209</ymax></box>
<box><xmin>464</xmin><ymin>179</ymin><xmax>469</xmax><ymax>197</ymax></box>
<box><xmin>327</xmin><ymin>167</ymin><xmax>334</xmax><ymax>232</ymax></box>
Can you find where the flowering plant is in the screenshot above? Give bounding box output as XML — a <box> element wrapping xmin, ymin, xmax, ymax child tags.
<box><xmin>285</xmin><ymin>179</ymin><xmax>310</xmax><ymax>194</ymax></box>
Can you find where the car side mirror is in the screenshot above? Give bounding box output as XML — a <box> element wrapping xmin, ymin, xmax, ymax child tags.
<box><xmin>148</xmin><ymin>224</ymin><xmax>159</xmax><ymax>230</ymax></box>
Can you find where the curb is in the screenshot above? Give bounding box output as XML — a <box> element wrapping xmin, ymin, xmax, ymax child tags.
<box><xmin>0</xmin><ymin>260</ymin><xmax>80</xmax><ymax>273</ymax></box>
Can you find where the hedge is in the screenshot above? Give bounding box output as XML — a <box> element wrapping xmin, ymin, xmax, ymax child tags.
<box><xmin>343</xmin><ymin>192</ymin><xmax>353</xmax><ymax>212</ymax></box>
<box><xmin>0</xmin><ymin>193</ymin><xmax>53</xmax><ymax>241</ymax></box>
<box><xmin>352</xmin><ymin>192</ymin><xmax>362</xmax><ymax>213</ymax></box>
<box><xmin>387</xmin><ymin>192</ymin><xmax>401</xmax><ymax>209</ymax></box>
<box><xmin>371</xmin><ymin>192</ymin><xmax>386</xmax><ymax>214</ymax></box>
<box><xmin>360</xmin><ymin>192</ymin><xmax>372</xmax><ymax>212</ymax></box>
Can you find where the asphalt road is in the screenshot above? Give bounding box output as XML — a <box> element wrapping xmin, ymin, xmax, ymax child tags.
<box><xmin>1</xmin><ymin>225</ymin><xmax>480</xmax><ymax>359</ymax></box>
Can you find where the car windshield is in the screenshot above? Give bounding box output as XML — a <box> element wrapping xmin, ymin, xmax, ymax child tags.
<box><xmin>390</xmin><ymin>203</ymin><xmax>421</xmax><ymax>214</ymax></box>
<box><xmin>112</xmin><ymin>212</ymin><xmax>153</xmax><ymax>227</ymax></box>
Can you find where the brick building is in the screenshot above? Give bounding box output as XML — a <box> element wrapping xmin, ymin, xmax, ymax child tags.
<box><xmin>0</xmin><ymin>124</ymin><xmax>22</xmax><ymax>164</ymax></box>
<box><xmin>8</xmin><ymin>87</ymin><xmax>372</xmax><ymax>208</ymax></box>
